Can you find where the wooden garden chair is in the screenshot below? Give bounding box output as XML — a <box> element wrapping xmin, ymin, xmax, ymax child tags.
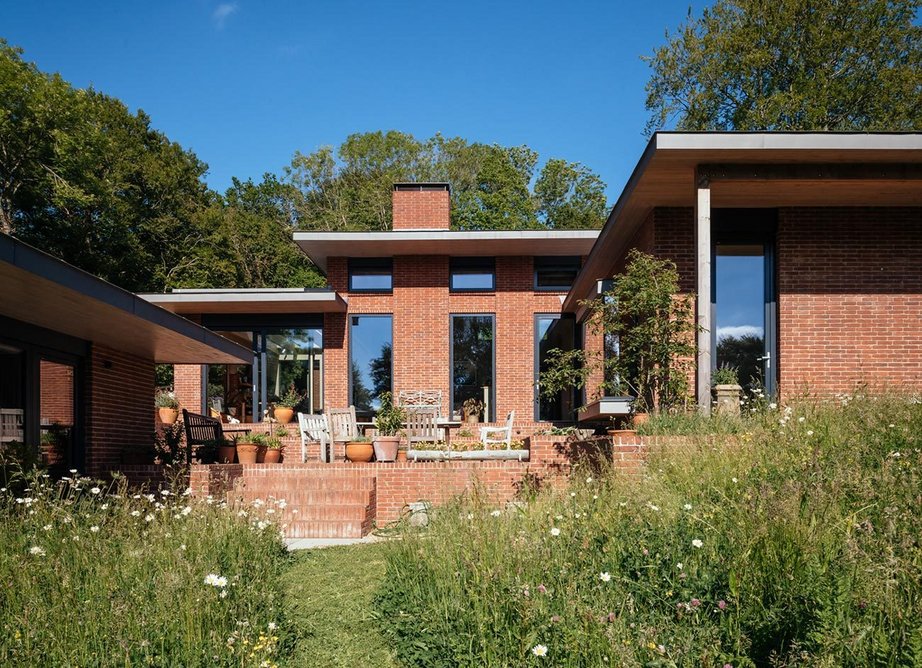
<box><xmin>297</xmin><ymin>412</ymin><xmax>331</xmax><ymax>463</ymax></box>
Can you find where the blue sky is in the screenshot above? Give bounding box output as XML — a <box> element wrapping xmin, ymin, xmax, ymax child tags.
<box><xmin>0</xmin><ymin>0</ymin><xmax>701</xmax><ymax>200</ymax></box>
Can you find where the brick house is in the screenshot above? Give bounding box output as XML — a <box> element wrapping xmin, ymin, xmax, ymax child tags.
<box><xmin>148</xmin><ymin>133</ymin><xmax>921</xmax><ymax>428</ymax></box>
<box><xmin>0</xmin><ymin>234</ymin><xmax>250</xmax><ymax>479</ymax></box>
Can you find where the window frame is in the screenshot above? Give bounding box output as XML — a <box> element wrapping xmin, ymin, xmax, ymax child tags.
<box><xmin>348</xmin><ymin>314</ymin><xmax>394</xmax><ymax>417</ymax></box>
<box><xmin>449</xmin><ymin>313</ymin><xmax>496</xmax><ymax>421</ymax></box>
<box><xmin>449</xmin><ymin>257</ymin><xmax>496</xmax><ymax>293</ymax></box>
<box><xmin>534</xmin><ymin>256</ymin><xmax>582</xmax><ymax>292</ymax></box>
<box><xmin>348</xmin><ymin>258</ymin><xmax>393</xmax><ymax>293</ymax></box>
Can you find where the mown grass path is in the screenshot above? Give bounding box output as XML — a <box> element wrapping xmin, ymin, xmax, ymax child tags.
<box><xmin>283</xmin><ymin>543</ymin><xmax>397</xmax><ymax>667</ymax></box>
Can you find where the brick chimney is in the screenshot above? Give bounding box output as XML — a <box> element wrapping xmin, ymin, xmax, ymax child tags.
<box><xmin>392</xmin><ymin>183</ymin><xmax>451</xmax><ymax>230</ymax></box>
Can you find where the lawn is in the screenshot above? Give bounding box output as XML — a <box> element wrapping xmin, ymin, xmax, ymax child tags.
<box><xmin>283</xmin><ymin>543</ymin><xmax>397</xmax><ymax>668</ymax></box>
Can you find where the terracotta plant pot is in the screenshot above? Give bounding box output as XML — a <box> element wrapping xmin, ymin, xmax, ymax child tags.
<box><xmin>236</xmin><ymin>443</ymin><xmax>258</xmax><ymax>465</ymax></box>
<box><xmin>464</xmin><ymin>413</ymin><xmax>480</xmax><ymax>424</ymax></box>
<box><xmin>274</xmin><ymin>407</ymin><xmax>294</xmax><ymax>424</ymax></box>
<box><xmin>345</xmin><ymin>441</ymin><xmax>374</xmax><ymax>463</ymax></box>
<box><xmin>217</xmin><ymin>444</ymin><xmax>236</xmax><ymax>464</ymax></box>
<box><xmin>256</xmin><ymin>445</ymin><xmax>267</xmax><ymax>463</ymax></box>
<box><xmin>396</xmin><ymin>449</ymin><xmax>408</xmax><ymax>463</ymax></box>
<box><xmin>263</xmin><ymin>448</ymin><xmax>282</xmax><ymax>464</ymax></box>
<box><xmin>632</xmin><ymin>412</ymin><xmax>650</xmax><ymax>428</ymax></box>
<box><xmin>158</xmin><ymin>407</ymin><xmax>178</xmax><ymax>424</ymax></box>
<box><xmin>373</xmin><ymin>436</ymin><xmax>401</xmax><ymax>462</ymax></box>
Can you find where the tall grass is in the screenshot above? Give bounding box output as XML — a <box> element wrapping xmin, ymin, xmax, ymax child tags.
<box><xmin>0</xmin><ymin>470</ymin><xmax>292</xmax><ymax>667</ymax></box>
<box><xmin>376</xmin><ymin>395</ymin><xmax>922</xmax><ymax>666</ymax></box>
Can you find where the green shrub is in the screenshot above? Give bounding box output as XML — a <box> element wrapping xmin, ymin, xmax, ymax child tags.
<box><xmin>0</xmin><ymin>471</ymin><xmax>293</xmax><ymax>667</ymax></box>
<box><xmin>376</xmin><ymin>395</ymin><xmax>922</xmax><ymax>666</ymax></box>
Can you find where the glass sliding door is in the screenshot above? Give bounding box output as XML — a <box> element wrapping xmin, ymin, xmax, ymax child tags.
<box><xmin>0</xmin><ymin>342</ymin><xmax>26</xmax><ymax>447</ymax></box>
<box><xmin>535</xmin><ymin>315</ymin><xmax>578</xmax><ymax>421</ymax></box>
<box><xmin>349</xmin><ymin>315</ymin><xmax>393</xmax><ymax>418</ymax></box>
<box><xmin>451</xmin><ymin>315</ymin><xmax>494</xmax><ymax>422</ymax></box>
<box><xmin>713</xmin><ymin>210</ymin><xmax>777</xmax><ymax>396</ymax></box>
<box><xmin>265</xmin><ymin>328</ymin><xmax>323</xmax><ymax>414</ymax></box>
<box><xmin>39</xmin><ymin>359</ymin><xmax>77</xmax><ymax>474</ymax></box>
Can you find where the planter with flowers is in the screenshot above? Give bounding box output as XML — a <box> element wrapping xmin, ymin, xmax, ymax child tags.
<box><xmin>155</xmin><ymin>391</ymin><xmax>179</xmax><ymax>424</ymax></box>
<box><xmin>373</xmin><ymin>391</ymin><xmax>405</xmax><ymax>463</ymax></box>
<box><xmin>252</xmin><ymin>427</ymin><xmax>288</xmax><ymax>463</ymax></box>
<box><xmin>273</xmin><ymin>385</ymin><xmax>302</xmax><ymax>424</ymax></box>
<box><xmin>462</xmin><ymin>397</ymin><xmax>484</xmax><ymax>424</ymax></box>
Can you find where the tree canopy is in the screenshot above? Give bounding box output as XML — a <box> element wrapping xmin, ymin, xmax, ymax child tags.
<box><xmin>285</xmin><ymin>130</ymin><xmax>608</xmax><ymax>232</ymax></box>
<box><xmin>1</xmin><ymin>41</ymin><xmax>608</xmax><ymax>292</ymax></box>
<box><xmin>644</xmin><ymin>0</ymin><xmax>922</xmax><ymax>133</ymax></box>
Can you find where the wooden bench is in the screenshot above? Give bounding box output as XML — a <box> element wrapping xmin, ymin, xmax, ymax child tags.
<box><xmin>181</xmin><ymin>409</ymin><xmax>249</xmax><ymax>464</ymax></box>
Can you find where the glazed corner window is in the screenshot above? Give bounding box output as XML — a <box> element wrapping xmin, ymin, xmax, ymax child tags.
<box><xmin>534</xmin><ymin>256</ymin><xmax>581</xmax><ymax>291</ymax></box>
<box><xmin>348</xmin><ymin>258</ymin><xmax>393</xmax><ymax>292</ymax></box>
<box><xmin>450</xmin><ymin>257</ymin><xmax>495</xmax><ymax>292</ymax></box>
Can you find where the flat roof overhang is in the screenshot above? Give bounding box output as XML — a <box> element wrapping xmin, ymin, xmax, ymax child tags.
<box><xmin>140</xmin><ymin>288</ymin><xmax>347</xmax><ymax>315</ymax></box>
<box><xmin>292</xmin><ymin>230</ymin><xmax>600</xmax><ymax>272</ymax></box>
<box><xmin>564</xmin><ymin>132</ymin><xmax>922</xmax><ymax>311</ymax></box>
<box><xmin>1</xmin><ymin>235</ymin><xmax>251</xmax><ymax>364</ymax></box>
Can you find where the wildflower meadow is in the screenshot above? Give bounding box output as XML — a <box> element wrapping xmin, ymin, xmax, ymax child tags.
<box><xmin>0</xmin><ymin>470</ymin><xmax>292</xmax><ymax>667</ymax></box>
<box><xmin>376</xmin><ymin>394</ymin><xmax>922</xmax><ymax>667</ymax></box>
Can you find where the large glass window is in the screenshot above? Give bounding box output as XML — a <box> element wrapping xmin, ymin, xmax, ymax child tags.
<box><xmin>0</xmin><ymin>343</ymin><xmax>26</xmax><ymax>446</ymax></box>
<box><xmin>349</xmin><ymin>258</ymin><xmax>393</xmax><ymax>293</ymax></box>
<box><xmin>715</xmin><ymin>244</ymin><xmax>768</xmax><ymax>390</ymax></box>
<box><xmin>535</xmin><ymin>315</ymin><xmax>578</xmax><ymax>421</ymax></box>
<box><xmin>450</xmin><ymin>257</ymin><xmax>495</xmax><ymax>292</ymax></box>
<box><xmin>39</xmin><ymin>359</ymin><xmax>76</xmax><ymax>474</ymax></box>
<box><xmin>207</xmin><ymin>325</ymin><xmax>323</xmax><ymax>422</ymax></box>
<box><xmin>451</xmin><ymin>315</ymin><xmax>494</xmax><ymax>422</ymax></box>
<box><xmin>350</xmin><ymin>315</ymin><xmax>393</xmax><ymax>417</ymax></box>
<box><xmin>535</xmin><ymin>256</ymin><xmax>581</xmax><ymax>291</ymax></box>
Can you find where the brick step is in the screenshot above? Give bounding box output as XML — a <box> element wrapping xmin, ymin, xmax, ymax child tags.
<box><xmin>236</xmin><ymin>501</ymin><xmax>371</xmax><ymax>522</ymax></box>
<box><xmin>284</xmin><ymin>519</ymin><xmax>370</xmax><ymax>539</ymax></box>
<box><xmin>232</xmin><ymin>475</ymin><xmax>376</xmax><ymax>492</ymax></box>
<box><xmin>232</xmin><ymin>488</ymin><xmax>373</xmax><ymax>506</ymax></box>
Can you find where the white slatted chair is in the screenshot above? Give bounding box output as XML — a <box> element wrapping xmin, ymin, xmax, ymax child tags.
<box><xmin>297</xmin><ymin>412</ymin><xmax>331</xmax><ymax>463</ymax></box>
<box><xmin>405</xmin><ymin>406</ymin><xmax>441</xmax><ymax>460</ymax></box>
<box><xmin>325</xmin><ymin>406</ymin><xmax>360</xmax><ymax>462</ymax></box>
<box><xmin>480</xmin><ymin>410</ymin><xmax>515</xmax><ymax>449</ymax></box>
<box><xmin>0</xmin><ymin>409</ymin><xmax>24</xmax><ymax>443</ymax></box>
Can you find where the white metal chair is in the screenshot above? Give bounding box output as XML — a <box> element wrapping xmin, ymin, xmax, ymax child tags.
<box><xmin>0</xmin><ymin>409</ymin><xmax>24</xmax><ymax>443</ymax></box>
<box><xmin>297</xmin><ymin>412</ymin><xmax>331</xmax><ymax>463</ymax></box>
<box><xmin>480</xmin><ymin>410</ymin><xmax>515</xmax><ymax>449</ymax></box>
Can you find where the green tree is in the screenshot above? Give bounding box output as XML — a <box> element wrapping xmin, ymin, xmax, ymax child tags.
<box><xmin>534</xmin><ymin>159</ymin><xmax>609</xmax><ymax>230</ymax></box>
<box><xmin>285</xmin><ymin>131</ymin><xmax>607</xmax><ymax>232</ymax></box>
<box><xmin>644</xmin><ymin>0</ymin><xmax>922</xmax><ymax>133</ymax></box>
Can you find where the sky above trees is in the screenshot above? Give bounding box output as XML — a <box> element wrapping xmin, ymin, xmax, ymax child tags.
<box><xmin>0</xmin><ymin>0</ymin><xmax>701</xmax><ymax>199</ymax></box>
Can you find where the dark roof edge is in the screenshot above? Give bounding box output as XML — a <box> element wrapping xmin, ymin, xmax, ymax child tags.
<box><xmin>0</xmin><ymin>234</ymin><xmax>250</xmax><ymax>362</ymax></box>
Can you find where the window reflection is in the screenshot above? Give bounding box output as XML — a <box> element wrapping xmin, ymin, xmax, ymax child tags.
<box><xmin>0</xmin><ymin>343</ymin><xmax>25</xmax><ymax>446</ymax></box>
<box><xmin>350</xmin><ymin>316</ymin><xmax>392</xmax><ymax>417</ymax></box>
<box><xmin>452</xmin><ymin>315</ymin><xmax>494</xmax><ymax>421</ymax></box>
<box><xmin>715</xmin><ymin>244</ymin><xmax>766</xmax><ymax>389</ymax></box>
<box><xmin>536</xmin><ymin>316</ymin><xmax>577</xmax><ymax>421</ymax></box>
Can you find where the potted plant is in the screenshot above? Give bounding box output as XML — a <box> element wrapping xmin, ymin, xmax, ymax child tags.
<box><xmin>631</xmin><ymin>398</ymin><xmax>650</xmax><ymax>428</ymax></box>
<box><xmin>273</xmin><ymin>384</ymin><xmax>302</xmax><ymax>424</ymax></box>
<box><xmin>373</xmin><ymin>391</ymin><xmax>405</xmax><ymax>462</ymax></box>
<box><xmin>257</xmin><ymin>426</ymin><xmax>288</xmax><ymax>464</ymax></box>
<box><xmin>345</xmin><ymin>436</ymin><xmax>374</xmax><ymax>463</ymax></box>
<box><xmin>155</xmin><ymin>391</ymin><xmax>179</xmax><ymax>424</ymax></box>
<box><xmin>218</xmin><ymin>435</ymin><xmax>237</xmax><ymax>464</ymax></box>
<box><xmin>236</xmin><ymin>434</ymin><xmax>259</xmax><ymax>465</ymax></box>
<box><xmin>712</xmin><ymin>364</ymin><xmax>742</xmax><ymax>415</ymax></box>
<box><xmin>462</xmin><ymin>397</ymin><xmax>484</xmax><ymax>423</ymax></box>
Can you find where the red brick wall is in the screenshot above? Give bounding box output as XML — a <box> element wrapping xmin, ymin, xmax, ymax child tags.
<box><xmin>392</xmin><ymin>188</ymin><xmax>451</xmax><ymax>230</ymax></box>
<box><xmin>173</xmin><ymin>364</ymin><xmax>203</xmax><ymax>415</ymax></box>
<box><xmin>324</xmin><ymin>255</ymin><xmax>579</xmax><ymax>421</ymax></box>
<box><xmin>644</xmin><ymin>205</ymin><xmax>922</xmax><ymax>399</ymax></box>
<box><xmin>85</xmin><ymin>344</ymin><xmax>155</xmax><ymax>477</ymax></box>
<box><xmin>778</xmin><ymin>207</ymin><xmax>922</xmax><ymax>396</ymax></box>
